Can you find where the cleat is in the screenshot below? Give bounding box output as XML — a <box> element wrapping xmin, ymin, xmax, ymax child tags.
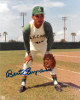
<box><xmin>54</xmin><ymin>84</ymin><xmax>63</xmax><ymax>92</ymax></box>
<box><xmin>18</xmin><ymin>85</ymin><xmax>26</xmax><ymax>93</ymax></box>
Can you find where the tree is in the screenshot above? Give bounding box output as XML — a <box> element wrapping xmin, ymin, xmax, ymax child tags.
<box><xmin>8</xmin><ymin>40</ymin><xmax>17</xmax><ymax>43</ymax></box>
<box><xmin>60</xmin><ymin>39</ymin><xmax>66</xmax><ymax>42</ymax></box>
<box><xmin>3</xmin><ymin>32</ymin><xmax>8</xmax><ymax>42</ymax></box>
<box><xmin>71</xmin><ymin>33</ymin><xmax>76</xmax><ymax>42</ymax></box>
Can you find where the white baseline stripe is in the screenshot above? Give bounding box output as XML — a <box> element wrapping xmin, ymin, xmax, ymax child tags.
<box><xmin>57</xmin><ymin>66</ymin><xmax>80</xmax><ymax>75</ymax></box>
<box><xmin>54</xmin><ymin>55</ymin><xmax>80</xmax><ymax>58</ymax></box>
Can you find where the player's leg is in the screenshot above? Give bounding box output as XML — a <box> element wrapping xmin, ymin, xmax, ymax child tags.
<box><xmin>42</xmin><ymin>51</ymin><xmax>58</xmax><ymax>85</ymax></box>
<box><xmin>50</xmin><ymin>67</ymin><xmax>58</xmax><ymax>85</ymax></box>
<box><xmin>42</xmin><ymin>50</ymin><xmax>62</xmax><ymax>91</ymax></box>
<box><xmin>50</xmin><ymin>67</ymin><xmax>62</xmax><ymax>91</ymax></box>
<box><xmin>18</xmin><ymin>50</ymin><xmax>37</xmax><ymax>93</ymax></box>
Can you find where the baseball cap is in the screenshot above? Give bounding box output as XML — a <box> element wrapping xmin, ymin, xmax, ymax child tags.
<box><xmin>32</xmin><ymin>6</ymin><xmax>44</xmax><ymax>15</ymax></box>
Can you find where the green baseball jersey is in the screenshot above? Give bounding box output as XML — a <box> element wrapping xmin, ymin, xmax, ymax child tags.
<box><xmin>23</xmin><ymin>21</ymin><xmax>53</xmax><ymax>53</ymax></box>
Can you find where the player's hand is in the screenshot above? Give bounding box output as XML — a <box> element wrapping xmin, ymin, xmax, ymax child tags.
<box><xmin>24</xmin><ymin>55</ymin><xmax>33</xmax><ymax>64</ymax></box>
<box><xmin>28</xmin><ymin>52</ymin><xmax>33</xmax><ymax>61</ymax></box>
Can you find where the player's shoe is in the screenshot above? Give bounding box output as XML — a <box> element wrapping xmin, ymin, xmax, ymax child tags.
<box><xmin>54</xmin><ymin>84</ymin><xmax>62</xmax><ymax>92</ymax></box>
<box><xmin>18</xmin><ymin>85</ymin><xmax>26</xmax><ymax>93</ymax></box>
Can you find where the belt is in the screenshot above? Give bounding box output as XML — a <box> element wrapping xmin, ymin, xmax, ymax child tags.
<box><xmin>35</xmin><ymin>41</ymin><xmax>44</xmax><ymax>44</ymax></box>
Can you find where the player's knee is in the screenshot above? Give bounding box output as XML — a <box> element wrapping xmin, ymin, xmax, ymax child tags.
<box><xmin>23</xmin><ymin>60</ymin><xmax>32</xmax><ymax>69</ymax></box>
<box><xmin>50</xmin><ymin>67</ymin><xmax>56</xmax><ymax>75</ymax></box>
<box><xmin>22</xmin><ymin>67</ymin><xmax>31</xmax><ymax>76</ymax></box>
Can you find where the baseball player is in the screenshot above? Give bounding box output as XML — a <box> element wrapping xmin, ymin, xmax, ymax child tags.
<box><xmin>18</xmin><ymin>6</ymin><xmax>62</xmax><ymax>93</ymax></box>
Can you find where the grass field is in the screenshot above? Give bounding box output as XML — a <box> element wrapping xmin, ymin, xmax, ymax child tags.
<box><xmin>0</xmin><ymin>49</ymin><xmax>80</xmax><ymax>100</ymax></box>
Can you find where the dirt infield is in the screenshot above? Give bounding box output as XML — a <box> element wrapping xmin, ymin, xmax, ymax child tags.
<box><xmin>18</xmin><ymin>51</ymin><xmax>80</xmax><ymax>89</ymax></box>
<box><xmin>33</xmin><ymin>51</ymin><xmax>80</xmax><ymax>91</ymax></box>
<box><xmin>31</xmin><ymin>63</ymin><xmax>80</xmax><ymax>87</ymax></box>
<box><xmin>35</xmin><ymin>51</ymin><xmax>80</xmax><ymax>90</ymax></box>
<box><xmin>17</xmin><ymin>51</ymin><xmax>80</xmax><ymax>95</ymax></box>
<box><xmin>52</xmin><ymin>51</ymin><xmax>80</xmax><ymax>63</ymax></box>
<box><xmin>18</xmin><ymin>62</ymin><xmax>80</xmax><ymax>93</ymax></box>
<box><xmin>17</xmin><ymin>62</ymin><xmax>80</xmax><ymax>85</ymax></box>
<box><xmin>37</xmin><ymin>51</ymin><xmax>80</xmax><ymax>63</ymax></box>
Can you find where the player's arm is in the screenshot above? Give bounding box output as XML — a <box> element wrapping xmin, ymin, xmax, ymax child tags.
<box><xmin>44</xmin><ymin>21</ymin><xmax>53</xmax><ymax>54</ymax></box>
<box><xmin>23</xmin><ymin>24</ymin><xmax>31</xmax><ymax>55</ymax></box>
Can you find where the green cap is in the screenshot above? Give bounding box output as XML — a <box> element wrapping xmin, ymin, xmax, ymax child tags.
<box><xmin>32</xmin><ymin>6</ymin><xmax>44</xmax><ymax>15</ymax></box>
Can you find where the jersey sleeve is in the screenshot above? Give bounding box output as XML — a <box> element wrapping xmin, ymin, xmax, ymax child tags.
<box><xmin>44</xmin><ymin>21</ymin><xmax>53</xmax><ymax>51</ymax></box>
<box><xmin>23</xmin><ymin>24</ymin><xmax>30</xmax><ymax>53</ymax></box>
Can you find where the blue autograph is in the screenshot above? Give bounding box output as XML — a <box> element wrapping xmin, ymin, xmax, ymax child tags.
<box><xmin>6</xmin><ymin>67</ymin><xmax>51</xmax><ymax>78</ymax></box>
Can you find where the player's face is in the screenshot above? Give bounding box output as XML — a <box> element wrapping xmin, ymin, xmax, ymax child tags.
<box><xmin>32</xmin><ymin>14</ymin><xmax>44</xmax><ymax>27</ymax></box>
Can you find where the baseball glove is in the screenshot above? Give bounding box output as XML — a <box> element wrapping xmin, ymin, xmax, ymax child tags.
<box><xmin>43</xmin><ymin>54</ymin><xmax>56</xmax><ymax>70</ymax></box>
